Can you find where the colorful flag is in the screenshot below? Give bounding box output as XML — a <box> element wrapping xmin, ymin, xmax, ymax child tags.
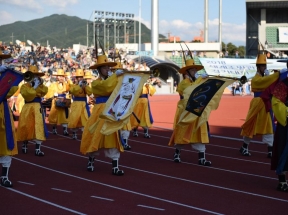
<box><xmin>0</xmin><ymin>68</ymin><xmax>23</xmax><ymax>103</ymax></box>
<box><xmin>100</xmin><ymin>73</ymin><xmax>150</xmax><ymax>135</ymax></box>
<box><xmin>177</xmin><ymin>77</ymin><xmax>234</xmax><ymax>129</ymax></box>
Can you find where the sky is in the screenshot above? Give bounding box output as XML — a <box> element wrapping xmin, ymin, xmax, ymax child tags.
<box><xmin>0</xmin><ymin>0</ymin><xmax>246</xmax><ymax>46</ymax></box>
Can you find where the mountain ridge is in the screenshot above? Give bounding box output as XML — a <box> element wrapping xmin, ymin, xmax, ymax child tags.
<box><xmin>0</xmin><ymin>14</ymin><xmax>165</xmax><ymax>48</ymax></box>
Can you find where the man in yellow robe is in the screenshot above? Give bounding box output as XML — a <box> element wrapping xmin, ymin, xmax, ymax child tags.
<box><xmin>168</xmin><ymin>58</ymin><xmax>211</xmax><ymax>166</ymax></box>
<box><xmin>130</xmin><ymin>79</ymin><xmax>156</xmax><ymax>138</ymax></box>
<box><xmin>17</xmin><ymin>65</ymin><xmax>48</xmax><ymax>156</ymax></box>
<box><xmin>67</xmin><ymin>69</ymin><xmax>92</xmax><ymax>139</ymax></box>
<box><xmin>48</xmin><ymin>69</ymin><xmax>70</xmax><ymax>136</ymax></box>
<box><xmin>0</xmin><ymin>51</ymin><xmax>19</xmax><ymax>187</ymax></box>
<box><xmin>80</xmin><ymin>55</ymin><xmax>126</xmax><ymax>176</ymax></box>
<box><xmin>240</xmin><ymin>54</ymin><xmax>280</xmax><ymax>157</ymax></box>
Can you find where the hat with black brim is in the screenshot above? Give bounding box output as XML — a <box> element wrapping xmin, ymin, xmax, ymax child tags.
<box><xmin>178</xmin><ymin>59</ymin><xmax>204</xmax><ymax>74</ymax></box>
<box><xmin>89</xmin><ymin>55</ymin><xmax>117</xmax><ymax>70</ymax></box>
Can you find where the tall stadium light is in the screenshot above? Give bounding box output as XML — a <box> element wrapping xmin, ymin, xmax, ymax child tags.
<box><xmin>204</xmin><ymin>0</ymin><xmax>208</xmax><ymax>43</ymax></box>
<box><xmin>151</xmin><ymin>0</ymin><xmax>159</xmax><ymax>56</ymax></box>
<box><xmin>219</xmin><ymin>0</ymin><xmax>222</xmax><ymax>51</ymax></box>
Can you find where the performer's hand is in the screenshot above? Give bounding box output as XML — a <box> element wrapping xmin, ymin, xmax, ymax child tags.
<box><xmin>115</xmin><ymin>69</ymin><xmax>124</xmax><ymax>76</ymax></box>
<box><xmin>0</xmin><ymin>65</ymin><xmax>7</xmax><ymax>72</ymax></box>
<box><xmin>33</xmin><ymin>77</ymin><xmax>40</xmax><ymax>89</ymax></box>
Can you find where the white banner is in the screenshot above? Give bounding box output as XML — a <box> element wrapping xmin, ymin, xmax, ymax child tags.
<box><xmin>278</xmin><ymin>27</ymin><xmax>288</xmax><ymax>43</ymax></box>
<box><xmin>198</xmin><ymin>58</ymin><xmax>285</xmax><ymax>79</ymax></box>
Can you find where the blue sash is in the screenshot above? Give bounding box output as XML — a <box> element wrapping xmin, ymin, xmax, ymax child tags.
<box><xmin>3</xmin><ymin>100</ymin><xmax>14</xmax><ymax>150</ymax></box>
<box><xmin>73</xmin><ymin>97</ymin><xmax>90</xmax><ymax>117</ymax></box>
<box><xmin>139</xmin><ymin>94</ymin><xmax>154</xmax><ymax>124</ymax></box>
<box><xmin>95</xmin><ymin>96</ymin><xmax>109</xmax><ymax>104</ymax></box>
<box><xmin>58</xmin><ymin>93</ymin><xmax>69</xmax><ymax>118</ymax></box>
<box><xmin>25</xmin><ymin>97</ymin><xmax>49</xmax><ymax>138</ymax></box>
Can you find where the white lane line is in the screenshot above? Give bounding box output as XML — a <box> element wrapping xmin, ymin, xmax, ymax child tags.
<box><xmin>18</xmin><ymin>181</ymin><xmax>35</xmax><ymax>186</ymax></box>
<box><xmin>51</xmin><ymin>188</ymin><xmax>72</xmax><ymax>193</ymax></box>
<box><xmin>1</xmin><ymin>187</ymin><xmax>86</xmax><ymax>215</ymax></box>
<box><xmin>14</xmin><ymin>158</ymin><xmax>288</xmax><ymax>204</ymax></box>
<box><xmin>13</xmin><ymin>158</ymin><xmax>225</xmax><ymax>215</ymax></box>
<box><xmin>40</xmin><ymin>140</ymin><xmax>275</xmax><ymax>181</ymax></box>
<box><xmin>47</xmin><ymin>131</ymin><xmax>270</xmax><ymax>165</ymax></box>
<box><xmin>91</xmin><ymin>196</ymin><xmax>114</xmax><ymax>201</ymax></box>
<box><xmin>152</xmin><ymin>126</ymin><xmax>264</xmax><ymax>144</ymax></box>
<box><xmin>137</xmin><ymin>204</ymin><xmax>165</xmax><ymax>211</ymax></box>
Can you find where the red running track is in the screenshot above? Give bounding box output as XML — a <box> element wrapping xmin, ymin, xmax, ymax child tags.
<box><xmin>1</xmin><ymin>94</ymin><xmax>288</xmax><ymax>215</ymax></box>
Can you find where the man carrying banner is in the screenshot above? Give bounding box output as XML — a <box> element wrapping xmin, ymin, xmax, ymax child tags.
<box><xmin>67</xmin><ymin>68</ymin><xmax>92</xmax><ymax>140</ymax></box>
<box><xmin>168</xmin><ymin>58</ymin><xmax>213</xmax><ymax>166</ymax></box>
<box><xmin>48</xmin><ymin>68</ymin><xmax>70</xmax><ymax>136</ymax></box>
<box><xmin>80</xmin><ymin>54</ymin><xmax>126</xmax><ymax>176</ymax></box>
<box><xmin>17</xmin><ymin>65</ymin><xmax>48</xmax><ymax>156</ymax></box>
<box><xmin>240</xmin><ymin>53</ymin><xmax>280</xmax><ymax>157</ymax></box>
<box><xmin>271</xmin><ymin>69</ymin><xmax>288</xmax><ymax>191</ymax></box>
<box><xmin>131</xmin><ymin>77</ymin><xmax>156</xmax><ymax>138</ymax></box>
<box><xmin>0</xmin><ymin>50</ymin><xmax>20</xmax><ymax>187</ymax></box>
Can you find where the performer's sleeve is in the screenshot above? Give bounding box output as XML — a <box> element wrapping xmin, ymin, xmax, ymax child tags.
<box><xmin>65</xmin><ymin>82</ymin><xmax>70</xmax><ymax>92</ymax></box>
<box><xmin>69</xmin><ymin>84</ymin><xmax>83</xmax><ymax>96</ymax></box>
<box><xmin>252</xmin><ymin>72</ymin><xmax>279</xmax><ymax>91</ymax></box>
<box><xmin>149</xmin><ymin>85</ymin><xmax>156</xmax><ymax>96</ymax></box>
<box><xmin>91</xmin><ymin>73</ymin><xmax>118</xmax><ymax>95</ymax></box>
<box><xmin>177</xmin><ymin>78</ymin><xmax>192</xmax><ymax>96</ymax></box>
<box><xmin>20</xmin><ymin>84</ymin><xmax>37</xmax><ymax>102</ymax></box>
<box><xmin>84</xmin><ymin>85</ymin><xmax>92</xmax><ymax>96</ymax></box>
<box><xmin>6</xmin><ymin>86</ymin><xmax>19</xmax><ymax>99</ymax></box>
<box><xmin>36</xmin><ymin>85</ymin><xmax>48</xmax><ymax>97</ymax></box>
<box><xmin>272</xmin><ymin>96</ymin><xmax>288</xmax><ymax>127</ymax></box>
<box><xmin>44</xmin><ymin>83</ymin><xmax>55</xmax><ymax>99</ymax></box>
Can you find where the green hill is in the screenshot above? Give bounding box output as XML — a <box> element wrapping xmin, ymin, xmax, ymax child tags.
<box><xmin>0</xmin><ymin>14</ymin><xmax>165</xmax><ymax>49</ymax></box>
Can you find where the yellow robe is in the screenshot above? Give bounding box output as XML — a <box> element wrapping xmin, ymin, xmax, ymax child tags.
<box><xmin>169</xmin><ymin>77</ymin><xmax>209</xmax><ymax>146</ymax></box>
<box><xmin>68</xmin><ymin>84</ymin><xmax>92</xmax><ymax>128</ymax></box>
<box><xmin>0</xmin><ymin>86</ymin><xmax>19</xmax><ymax>156</ymax></box>
<box><xmin>80</xmin><ymin>74</ymin><xmax>124</xmax><ymax>154</ymax></box>
<box><xmin>17</xmin><ymin>83</ymin><xmax>48</xmax><ymax>141</ymax></box>
<box><xmin>241</xmin><ymin>72</ymin><xmax>279</xmax><ymax>138</ymax></box>
<box><xmin>130</xmin><ymin>84</ymin><xmax>156</xmax><ymax>128</ymax></box>
<box><xmin>48</xmin><ymin>82</ymin><xmax>70</xmax><ymax>125</ymax></box>
<box><xmin>13</xmin><ymin>81</ymin><xmax>25</xmax><ymax>114</ymax></box>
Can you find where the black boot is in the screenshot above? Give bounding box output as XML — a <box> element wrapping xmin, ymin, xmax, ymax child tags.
<box><xmin>276</xmin><ymin>174</ymin><xmax>288</xmax><ymax>192</ymax></box>
<box><xmin>112</xmin><ymin>160</ymin><xmax>124</xmax><ymax>176</ymax></box>
<box><xmin>132</xmin><ymin>128</ymin><xmax>138</xmax><ymax>137</ymax></box>
<box><xmin>35</xmin><ymin>143</ymin><xmax>44</xmax><ymax>157</ymax></box>
<box><xmin>22</xmin><ymin>141</ymin><xmax>28</xmax><ymax>154</ymax></box>
<box><xmin>173</xmin><ymin>148</ymin><xmax>181</xmax><ymax>163</ymax></box>
<box><xmin>72</xmin><ymin>132</ymin><xmax>77</xmax><ymax>140</ymax></box>
<box><xmin>87</xmin><ymin>156</ymin><xmax>95</xmax><ymax>172</ymax></box>
<box><xmin>198</xmin><ymin>152</ymin><xmax>212</xmax><ymax>166</ymax></box>
<box><xmin>52</xmin><ymin>126</ymin><xmax>57</xmax><ymax>135</ymax></box>
<box><xmin>144</xmin><ymin>128</ymin><xmax>151</xmax><ymax>138</ymax></box>
<box><xmin>123</xmin><ymin>139</ymin><xmax>131</xmax><ymax>150</ymax></box>
<box><xmin>63</xmin><ymin>127</ymin><xmax>69</xmax><ymax>136</ymax></box>
<box><xmin>240</xmin><ymin>143</ymin><xmax>251</xmax><ymax>156</ymax></box>
<box><xmin>267</xmin><ymin>146</ymin><xmax>273</xmax><ymax>158</ymax></box>
<box><xmin>1</xmin><ymin>167</ymin><xmax>13</xmax><ymax>187</ymax></box>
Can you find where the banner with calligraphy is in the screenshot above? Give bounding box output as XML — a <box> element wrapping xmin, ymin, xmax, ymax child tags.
<box><xmin>198</xmin><ymin>58</ymin><xmax>284</xmax><ymax>79</ymax></box>
<box><xmin>177</xmin><ymin>77</ymin><xmax>234</xmax><ymax>129</ymax></box>
<box><xmin>100</xmin><ymin>73</ymin><xmax>150</xmax><ymax>135</ymax></box>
